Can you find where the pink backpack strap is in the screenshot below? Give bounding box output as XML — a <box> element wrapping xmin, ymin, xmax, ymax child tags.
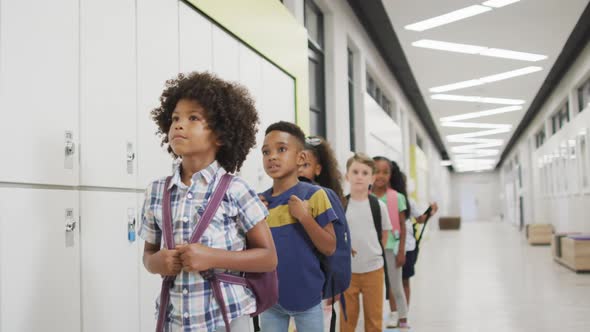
<box><xmin>386</xmin><ymin>188</ymin><xmax>401</xmax><ymax>233</ymax></box>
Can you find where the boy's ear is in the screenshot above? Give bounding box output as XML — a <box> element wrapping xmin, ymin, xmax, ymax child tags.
<box><xmin>296</xmin><ymin>150</ymin><xmax>306</xmax><ymax>166</ymax></box>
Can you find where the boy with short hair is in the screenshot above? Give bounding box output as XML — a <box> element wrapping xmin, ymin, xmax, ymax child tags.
<box><xmin>341</xmin><ymin>153</ymin><xmax>392</xmax><ymax>332</ymax></box>
<box><xmin>259</xmin><ymin>121</ymin><xmax>338</xmax><ymax>332</ymax></box>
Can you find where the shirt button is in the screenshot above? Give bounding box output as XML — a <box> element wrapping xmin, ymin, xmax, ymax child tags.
<box><xmin>182</xmin><ymin>216</ymin><xmax>189</xmax><ymax>223</ymax></box>
<box><xmin>183</xmin><ymin>288</ymin><xmax>188</xmax><ymax>295</ymax></box>
<box><xmin>187</xmin><ymin>193</ymin><xmax>193</xmax><ymax>199</ymax></box>
<box><xmin>184</xmin><ymin>312</ymin><xmax>189</xmax><ymax>319</ymax></box>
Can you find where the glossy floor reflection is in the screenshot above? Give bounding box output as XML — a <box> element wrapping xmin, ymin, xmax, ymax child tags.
<box><xmin>407</xmin><ymin>221</ymin><xmax>590</xmax><ymax>332</ymax></box>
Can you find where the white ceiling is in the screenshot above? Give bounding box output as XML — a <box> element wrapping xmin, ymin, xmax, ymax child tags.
<box><xmin>383</xmin><ymin>0</ymin><xmax>589</xmax><ymax>172</ymax></box>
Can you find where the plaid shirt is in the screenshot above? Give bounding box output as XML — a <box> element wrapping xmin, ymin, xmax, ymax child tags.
<box><xmin>139</xmin><ymin>161</ymin><xmax>268</xmax><ymax>332</ymax></box>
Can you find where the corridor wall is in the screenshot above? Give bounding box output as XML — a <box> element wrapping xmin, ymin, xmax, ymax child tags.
<box><xmin>500</xmin><ymin>41</ymin><xmax>590</xmax><ymax>233</ymax></box>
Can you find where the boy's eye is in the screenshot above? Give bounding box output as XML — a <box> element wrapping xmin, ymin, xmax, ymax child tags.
<box><xmin>171</xmin><ymin>116</ymin><xmax>179</xmax><ymax>122</ymax></box>
<box><xmin>189</xmin><ymin>115</ymin><xmax>199</xmax><ymax>121</ymax></box>
<box><xmin>262</xmin><ymin>150</ymin><xmax>269</xmax><ymax>156</ymax></box>
<box><xmin>279</xmin><ymin>147</ymin><xmax>287</xmax><ymax>152</ymax></box>
<box><xmin>302</xmin><ymin>163</ymin><xmax>310</xmax><ymax>168</ymax></box>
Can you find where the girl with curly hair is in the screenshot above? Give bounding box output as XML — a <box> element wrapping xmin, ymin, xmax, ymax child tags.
<box><xmin>139</xmin><ymin>72</ymin><xmax>277</xmax><ymax>332</ymax></box>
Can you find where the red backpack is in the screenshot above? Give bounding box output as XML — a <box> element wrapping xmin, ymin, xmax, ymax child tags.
<box><xmin>156</xmin><ymin>173</ymin><xmax>278</xmax><ymax>332</ymax></box>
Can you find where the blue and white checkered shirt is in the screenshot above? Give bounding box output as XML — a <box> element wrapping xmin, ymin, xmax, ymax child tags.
<box><xmin>139</xmin><ymin>161</ymin><xmax>268</xmax><ymax>332</ymax></box>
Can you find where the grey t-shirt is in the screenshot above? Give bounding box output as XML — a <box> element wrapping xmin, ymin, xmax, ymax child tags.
<box><xmin>346</xmin><ymin>198</ymin><xmax>391</xmax><ymax>274</ymax></box>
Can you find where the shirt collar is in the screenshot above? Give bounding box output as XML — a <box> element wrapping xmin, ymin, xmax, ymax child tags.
<box><xmin>167</xmin><ymin>160</ymin><xmax>224</xmax><ymax>190</ymax></box>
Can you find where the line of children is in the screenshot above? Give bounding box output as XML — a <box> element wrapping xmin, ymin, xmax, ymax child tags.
<box><xmin>140</xmin><ymin>71</ymin><xmax>435</xmax><ymax>332</ymax></box>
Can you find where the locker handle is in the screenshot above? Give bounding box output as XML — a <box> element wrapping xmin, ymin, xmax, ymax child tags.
<box><xmin>65</xmin><ymin>219</ymin><xmax>76</xmax><ymax>232</ymax></box>
<box><xmin>65</xmin><ymin>140</ymin><xmax>75</xmax><ymax>155</ymax></box>
<box><xmin>126</xmin><ymin>151</ymin><xmax>135</xmax><ymax>162</ymax></box>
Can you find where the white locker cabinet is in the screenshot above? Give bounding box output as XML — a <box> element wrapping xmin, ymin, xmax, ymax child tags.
<box><xmin>80</xmin><ymin>0</ymin><xmax>137</xmax><ymax>189</ymax></box>
<box><xmin>137</xmin><ymin>193</ymin><xmax>162</xmax><ymax>332</ymax></box>
<box><xmin>261</xmin><ymin>60</ymin><xmax>296</xmax><ymax>129</ymax></box>
<box><xmin>237</xmin><ymin>45</ymin><xmax>265</xmax><ymax>191</ymax></box>
<box><xmin>212</xmin><ymin>25</ymin><xmax>240</xmax><ymax>83</ymax></box>
<box><xmin>0</xmin><ymin>188</ymin><xmax>81</xmax><ymax>332</ymax></box>
<box><xmin>179</xmin><ymin>2</ymin><xmax>212</xmax><ymax>74</ymax></box>
<box><xmin>137</xmin><ymin>0</ymin><xmax>179</xmax><ymax>189</ymax></box>
<box><xmin>80</xmin><ymin>190</ymin><xmax>140</xmax><ymax>332</ymax></box>
<box><xmin>0</xmin><ymin>0</ymin><xmax>80</xmax><ymax>186</ymax></box>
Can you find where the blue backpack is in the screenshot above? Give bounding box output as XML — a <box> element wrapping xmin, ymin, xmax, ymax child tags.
<box><xmin>320</xmin><ymin>187</ymin><xmax>352</xmax><ymax>301</ymax></box>
<box><xmin>296</xmin><ymin>178</ymin><xmax>351</xmax><ymax>331</ymax></box>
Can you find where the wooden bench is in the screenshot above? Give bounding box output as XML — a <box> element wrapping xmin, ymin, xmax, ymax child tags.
<box><xmin>552</xmin><ymin>233</ymin><xmax>590</xmax><ymax>273</ymax></box>
<box><xmin>439</xmin><ymin>217</ymin><xmax>460</xmax><ymax>230</ymax></box>
<box><xmin>526</xmin><ymin>224</ymin><xmax>553</xmax><ymax>245</ymax></box>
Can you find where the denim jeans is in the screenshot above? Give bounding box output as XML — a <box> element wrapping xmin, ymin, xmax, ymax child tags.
<box><xmin>260</xmin><ymin>302</ymin><xmax>324</xmax><ymax>332</ymax></box>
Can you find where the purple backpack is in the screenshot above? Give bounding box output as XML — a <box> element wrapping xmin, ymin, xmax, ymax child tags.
<box><xmin>156</xmin><ymin>173</ymin><xmax>278</xmax><ymax>332</ymax></box>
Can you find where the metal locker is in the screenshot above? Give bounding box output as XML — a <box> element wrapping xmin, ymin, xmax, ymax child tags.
<box><xmin>0</xmin><ymin>187</ymin><xmax>81</xmax><ymax>332</ymax></box>
<box><xmin>79</xmin><ymin>0</ymin><xmax>137</xmax><ymax>189</ymax></box>
<box><xmin>0</xmin><ymin>0</ymin><xmax>80</xmax><ymax>186</ymax></box>
<box><xmin>212</xmin><ymin>25</ymin><xmax>240</xmax><ymax>83</ymax></box>
<box><xmin>136</xmin><ymin>0</ymin><xmax>179</xmax><ymax>190</ymax></box>
<box><xmin>237</xmin><ymin>44</ymin><xmax>265</xmax><ymax>191</ymax></box>
<box><xmin>80</xmin><ymin>190</ymin><xmax>139</xmax><ymax>332</ymax></box>
<box><xmin>179</xmin><ymin>2</ymin><xmax>213</xmax><ymax>74</ymax></box>
<box><xmin>136</xmin><ymin>193</ymin><xmax>162</xmax><ymax>332</ymax></box>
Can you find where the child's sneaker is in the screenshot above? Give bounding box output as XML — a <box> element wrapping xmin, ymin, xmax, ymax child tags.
<box><xmin>385</xmin><ymin>312</ymin><xmax>398</xmax><ymax>328</ymax></box>
<box><xmin>398</xmin><ymin>321</ymin><xmax>411</xmax><ymax>330</ymax></box>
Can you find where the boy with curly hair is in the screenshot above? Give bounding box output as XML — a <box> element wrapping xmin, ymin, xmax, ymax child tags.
<box><xmin>259</xmin><ymin>121</ymin><xmax>338</xmax><ymax>332</ymax></box>
<box><xmin>139</xmin><ymin>72</ymin><xmax>277</xmax><ymax>332</ymax></box>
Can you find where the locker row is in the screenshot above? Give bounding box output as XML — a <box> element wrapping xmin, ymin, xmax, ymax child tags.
<box><xmin>0</xmin><ymin>0</ymin><xmax>295</xmax><ymax>192</ymax></box>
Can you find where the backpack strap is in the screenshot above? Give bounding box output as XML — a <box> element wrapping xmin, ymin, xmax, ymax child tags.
<box><xmin>156</xmin><ymin>177</ymin><xmax>175</xmax><ymax>332</ymax></box>
<box><xmin>156</xmin><ymin>173</ymin><xmax>233</xmax><ymax>332</ymax></box>
<box><xmin>385</xmin><ymin>188</ymin><xmax>400</xmax><ymax>233</ymax></box>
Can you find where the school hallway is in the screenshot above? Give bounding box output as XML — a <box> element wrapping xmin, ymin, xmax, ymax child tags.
<box><xmin>394</xmin><ymin>221</ymin><xmax>590</xmax><ymax>332</ymax></box>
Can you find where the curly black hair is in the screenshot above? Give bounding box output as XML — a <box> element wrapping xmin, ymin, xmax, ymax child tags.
<box><xmin>264</xmin><ymin>121</ymin><xmax>305</xmax><ymax>149</ymax></box>
<box><xmin>151</xmin><ymin>72</ymin><xmax>259</xmax><ymax>173</ymax></box>
<box><xmin>373</xmin><ymin>156</ymin><xmax>411</xmax><ymax>219</ymax></box>
<box><xmin>304</xmin><ymin>136</ymin><xmax>345</xmax><ymax>204</ymax></box>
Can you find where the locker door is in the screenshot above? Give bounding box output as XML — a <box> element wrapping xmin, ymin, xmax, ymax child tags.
<box><xmin>212</xmin><ymin>25</ymin><xmax>240</xmax><ymax>82</ymax></box>
<box><xmin>0</xmin><ymin>0</ymin><xmax>79</xmax><ymax>186</ymax></box>
<box><xmin>80</xmin><ymin>191</ymin><xmax>139</xmax><ymax>332</ymax></box>
<box><xmin>179</xmin><ymin>2</ymin><xmax>212</xmax><ymax>73</ymax></box>
<box><xmin>137</xmin><ymin>193</ymin><xmax>163</xmax><ymax>332</ymax></box>
<box><xmin>137</xmin><ymin>0</ymin><xmax>179</xmax><ymax>189</ymax></box>
<box><xmin>237</xmin><ymin>45</ymin><xmax>266</xmax><ymax>191</ymax></box>
<box><xmin>80</xmin><ymin>0</ymin><xmax>137</xmax><ymax>189</ymax></box>
<box><xmin>261</xmin><ymin>60</ymin><xmax>296</xmax><ymax>128</ymax></box>
<box><xmin>0</xmin><ymin>188</ymin><xmax>80</xmax><ymax>332</ymax></box>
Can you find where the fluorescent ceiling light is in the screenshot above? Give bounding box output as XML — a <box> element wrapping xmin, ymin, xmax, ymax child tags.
<box><xmin>482</xmin><ymin>0</ymin><xmax>520</xmax><ymax>8</ymax></box>
<box><xmin>430</xmin><ymin>80</ymin><xmax>483</xmax><ymax>93</ymax></box>
<box><xmin>413</xmin><ymin>39</ymin><xmax>547</xmax><ymax>62</ymax></box>
<box><xmin>432</xmin><ymin>94</ymin><xmax>525</xmax><ymax>105</ymax></box>
<box><xmin>440</xmin><ymin>106</ymin><xmax>522</xmax><ymax>122</ymax></box>
<box><xmin>480</xmin><ymin>66</ymin><xmax>542</xmax><ymax>83</ymax></box>
<box><xmin>441</xmin><ymin>122</ymin><xmax>512</xmax><ymax>129</ymax></box>
<box><xmin>411</xmin><ymin>40</ymin><xmax>486</xmax><ymax>54</ymax></box>
<box><xmin>441</xmin><ymin>160</ymin><xmax>453</xmax><ymax>166</ymax></box>
<box><xmin>480</xmin><ymin>48</ymin><xmax>547</xmax><ymax>61</ymax></box>
<box><xmin>430</xmin><ymin>67</ymin><xmax>542</xmax><ymax>93</ymax></box>
<box><xmin>405</xmin><ymin>5</ymin><xmax>492</xmax><ymax>31</ymax></box>
<box><xmin>447</xmin><ymin>127</ymin><xmax>512</xmax><ymax>140</ymax></box>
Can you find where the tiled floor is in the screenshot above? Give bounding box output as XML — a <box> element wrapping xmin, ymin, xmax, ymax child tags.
<box><xmin>406</xmin><ymin>221</ymin><xmax>590</xmax><ymax>332</ymax></box>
